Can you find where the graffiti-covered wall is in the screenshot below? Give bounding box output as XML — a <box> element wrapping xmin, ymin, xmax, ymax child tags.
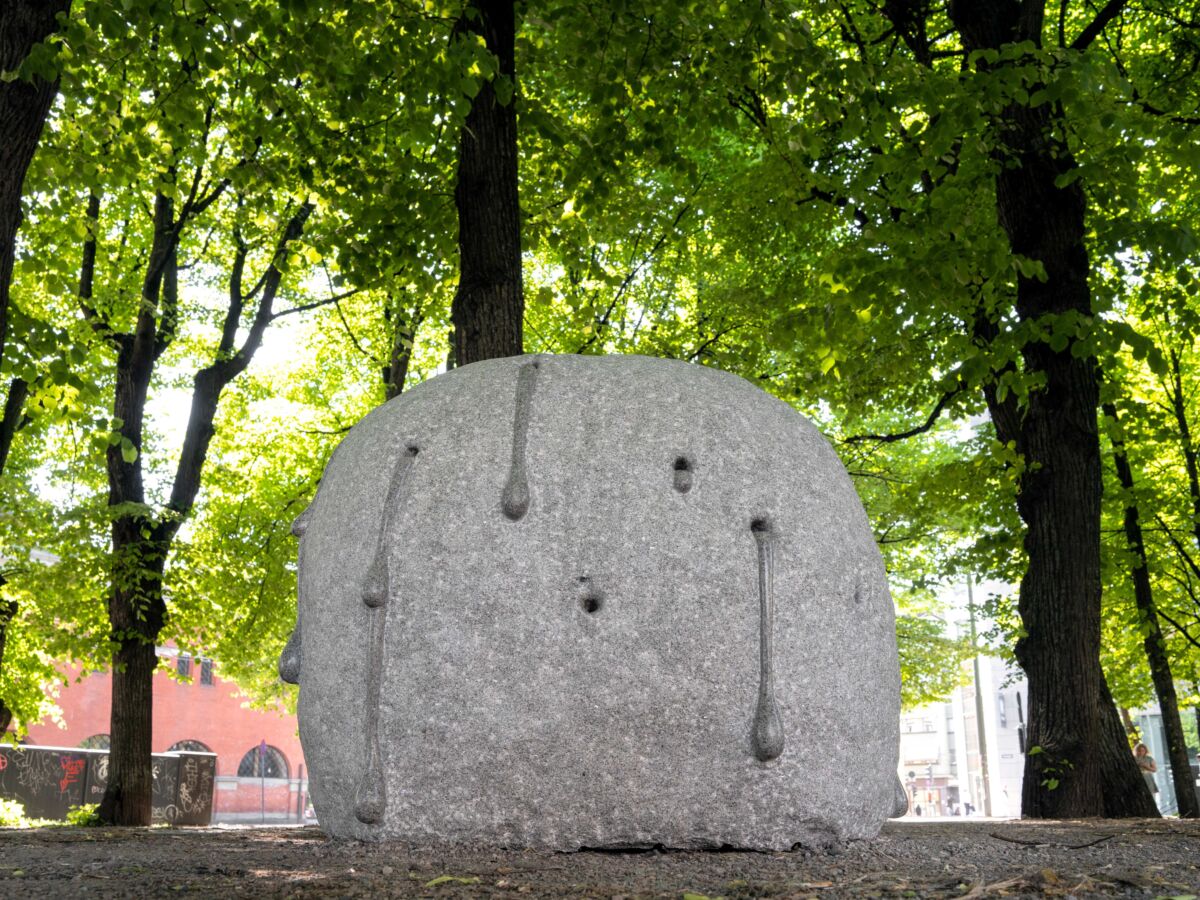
<box><xmin>0</xmin><ymin>745</ymin><xmax>214</xmax><ymax>824</ymax></box>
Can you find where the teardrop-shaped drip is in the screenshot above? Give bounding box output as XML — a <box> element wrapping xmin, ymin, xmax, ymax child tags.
<box><xmin>353</xmin><ymin>742</ymin><xmax>386</xmax><ymax>824</ymax></box>
<box><xmin>752</xmin><ymin>691</ymin><xmax>785</xmax><ymax>762</ymax></box>
<box><xmin>501</xmin><ymin>477</ymin><xmax>531</xmax><ymax>521</ymax></box>
<box><xmin>892</xmin><ymin>773</ymin><xmax>911</xmax><ymax>817</ymax></box>
<box><xmin>291</xmin><ymin>505</ymin><xmax>312</xmax><ymax>537</ymax></box>
<box><xmin>501</xmin><ymin>360</ymin><xmax>540</xmax><ymax>521</ymax></box>
<box><xmin>353</xmin><ymin>442</ymin><xmax>419</xmax><ymax>827</ymax></box>
<box><xmin>278</xmin><ymin>624</ymin><xmax>302</xmax><ymax>684</ymax></box>
<box><xmin>750</xmin><ymin>517</ymin><xmax>786</xmax><ymax>762</ymax></box>
<box><xmin>361</xmin><ymin>446</ymin><xmax>418</xmax><ymax>608</ymax></box>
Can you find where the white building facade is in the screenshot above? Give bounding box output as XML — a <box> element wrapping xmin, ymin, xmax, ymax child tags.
<box><xmin>898</xmin><ymin>656</ymin><xmax>1027</xmax><ymax>817</ymax></box>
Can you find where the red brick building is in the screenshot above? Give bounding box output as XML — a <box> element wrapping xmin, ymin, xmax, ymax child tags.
<box><xmin>18</xmin><ymin>648</ymin><xmax>308</xmax><ymax>822</ymax></box>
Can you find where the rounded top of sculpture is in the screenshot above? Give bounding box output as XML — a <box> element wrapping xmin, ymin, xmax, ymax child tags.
<box><xmin>294</xmin><ymin>351</ymin><xmax>899</xmax><ymax>850</ymax></box>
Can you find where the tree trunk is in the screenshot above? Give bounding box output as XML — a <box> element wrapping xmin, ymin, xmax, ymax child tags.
<box><xmin>1168</xmin><ymin>348</ymin><xmax>1200</xmax><ymax>552</ymax></box>
<box><xmin>950</xmin><ymin>1</ymin><xmax>1148</xmax><ymax>816</ymax></box>
<box><xmin>1098</xmin><ymin>676</ymin><xmax>1161</xmax><ymax>817</ymax></box>
<box><xmin>382</xmin><ymin>300</ymin><xmax>421</xmax><ymax>401</ymax></box>
<box><xmin>1119</xmin><ymin>706</ymin><xmax>1138</xmax><ymax>739</ymax></box>
<box><xmin>1105</xmin><ymin>401</ymin><xmax>1199</xmax><ymax>817</ymax></box>
<box><xmin>0</xmin><ymin>0</ymin><xmax>71</xmax><ymax>376</ymax></box>
<box><xmin>450</xmin><ymin>0</ymin><xmax>523</xmax><ymax>366</ymax></box>
<box><xmin>98</xmin><ymin>540</ymin><xmax>166</xmax><ymax>825</ymax></box>
<box><xmin>0</xmin><ymin>376</ymin><xmax>28</xmax><ymax>482</ymax></box>
<box><xmin>98</xmin><ymin>194</ymin><xmax>175</xmax><ymax>825</ymax></box>
<box><xmin>0</xmin><ymin>588</ymin><xmax>17</xmax><ymax>733</ymax></box>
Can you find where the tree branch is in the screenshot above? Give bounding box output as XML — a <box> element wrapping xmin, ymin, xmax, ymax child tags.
<box><xmin>1156</xmin><ymin>606</ymin><xmax>1200</xmax><ymax>653</ymax></box>
<box><xmin>76</xmin><ymin>193</ymin><xmax>122</xmax><ymax>342</ymax></box>
<box><xmin>268</xmin><ymin>287</ymin><xmax>363</xmax><ymax>322</ymax></box>
<box><xmin>156</xmin><ymin>203</ymin><xmax>313</xmax><ymax>543</ymax></box>
<box><xmin>844</xmin><ymin>382</ymin><xmax>965</xmax><ymax>444</ymax></box>
<box><xmin>1071</xmin><ymin>0</ymin><xmax>1128</xmax><ymax>50</ymax></box>
<box><xmin>1156</xmin><ymin>513</ymin><xmax>1200</xmax><ymax>583</ymax></box>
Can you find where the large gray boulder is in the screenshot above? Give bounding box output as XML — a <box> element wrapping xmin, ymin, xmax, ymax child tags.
<box><xmin>281</xmin><ymin>354</ymin><xmax>900</xmax><ymax>849</ymax></box>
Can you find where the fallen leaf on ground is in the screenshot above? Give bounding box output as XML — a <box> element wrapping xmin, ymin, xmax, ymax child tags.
<box><xmin>424</xmin><ymin>874</ymin><xmax>482</xmax><ymax>887</ymax></box>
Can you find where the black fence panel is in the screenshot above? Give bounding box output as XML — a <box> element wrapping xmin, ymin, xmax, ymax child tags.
<box><xmin>0</xmin><ymin>745</ymin><xmax>91</xmax><ymax>819</ymax></box>
<box><xmin>1</xmin><ymin>745</ymin><xmax>215</xmax><ymax>825</ymax></box>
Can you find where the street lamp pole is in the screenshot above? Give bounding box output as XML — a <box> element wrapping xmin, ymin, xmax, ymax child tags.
<box><xmin>968</xmin><ymin>578</ymin><xmax>992</xmax><ymax>817</ymax></box>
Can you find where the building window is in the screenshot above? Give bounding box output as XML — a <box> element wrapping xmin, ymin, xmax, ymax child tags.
<box><xmin>167</xmin><ymin>740</ymin><xmax>212</xmax><ymax>754</ymax></box>
<box><xmin>237</xmin><ymin>744</ymin><xmax>288</xmax><ymax>779</ymax></box>
<box><xmin>200</xmin><ymin>658</ymin><xmax>213</xmax><ymax>686</ymax></box>
<box><xmin>79</xmin><ymin>734</ymin><xmax>110</xmax><ymax>750</ymax></box>
<box><xmin>177</xmin><ymin>654</ymin><xmax>192</xmax><ymax>678</ymax></box>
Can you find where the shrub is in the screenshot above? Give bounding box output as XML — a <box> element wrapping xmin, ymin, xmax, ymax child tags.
<box><xmin>65</xmin><ymin>803</ymin><xmax>101</xmax><ymax>827</ymax></box>
<box><xmin>0</xmin><ymin>797</ymin><xmax>29</xmax><ymax>827</ymax></box>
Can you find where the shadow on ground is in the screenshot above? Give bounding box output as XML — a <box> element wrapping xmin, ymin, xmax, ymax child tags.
<box><xmin>0</xmin><ymin>818</ymin><xmax>1196</xmax><ymax>897</ymax></box>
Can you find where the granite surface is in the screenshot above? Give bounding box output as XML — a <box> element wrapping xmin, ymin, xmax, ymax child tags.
<box><xmin>285</xmin><ymin>354</ymin><xmax>901</xmax><ymax>849</ymax></box>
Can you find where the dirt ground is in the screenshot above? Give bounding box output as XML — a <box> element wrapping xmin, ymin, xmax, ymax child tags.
<box><xmin>0</xmin><ymin>818</ymin><xmax>1197</xmax><ymax>898</ymax></box>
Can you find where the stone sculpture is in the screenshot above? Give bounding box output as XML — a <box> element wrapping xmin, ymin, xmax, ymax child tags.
<box><xmin>282</xmin><ymin>354</ymin><xmax>903</xmax><ymax>849</ymax></box>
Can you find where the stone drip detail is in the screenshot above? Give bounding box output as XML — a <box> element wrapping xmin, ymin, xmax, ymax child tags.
<box><xmin>501</xmin><ymin>359</ymin><xmax>540</xmax><ymax>521</ymax></box>
<box><xmin>672</xmin><ymin>455</ymin><xmax>693</xmax><ymax>493</ymax></box>
<box><xmin>354</xmin><ymin>443</ymin><xmax>419</xmax><ymax>825</ymax></box>
<box><xmin>278</xmin><ymin>506</ymin><xmax>314</xmax><ymax>685</ymax></box>
<box><xmin>750</xmin><ymin>518</ymin><xmax>785</xmax><ymax>762</ymax></box>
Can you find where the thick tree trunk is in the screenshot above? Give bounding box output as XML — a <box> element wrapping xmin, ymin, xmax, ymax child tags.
<box><xmin>1098</xmin><ymin>677</ymin><xmax>1160</xmax><ymax>817</ymax></box>
<box><xmin>0</xmin><ymin>0</ymin><xmax>70</xmax><ymax>376</ymax></box>
<box><xmin>104</xmin><ymin>638</ymin><xmax>157</xmax><ymax>823</ymax></box>
<box><xmin>1105</xmin><ymin>401</ymin><xmax>1199</xmax><ymax>817</ymax></box>
<box><xmin>0</xmin><ymin>589</ymin><xmax>17</xmax><ymax>733</ymax></box>
<box><xmin>0</xmin><ymin>376</ymin><xmax>28</xmax><ymax>481</ymax></box>
<box><xmin>450</xmin><ymin>0</ymin><xmax>523</xmax><ymax>366</ymax></box>
<box><xmin>98</xmin><ymin>543</ymin><xmax>165</xmax><ymax>825</ymax></box>
<box><xmin>951</xmin><ymin>1</ymin><xmax>1149</xmax><ymax>816</ymax></box>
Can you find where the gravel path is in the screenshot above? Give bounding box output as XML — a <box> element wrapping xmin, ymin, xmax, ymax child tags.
<box><xmin>0</xmin><ymin>818</ymin><xmax>1197</xmax><ymax>898</ymax></box>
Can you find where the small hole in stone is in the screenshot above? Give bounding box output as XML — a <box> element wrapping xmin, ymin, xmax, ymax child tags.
<box><xmin>577</xmin><ymin>575</ymin><xmax>590</xmax><ymax>584</ymax></box>
<box><xmin>406</xmin><ymin>444</ymin><xmax>420</xmax><ymax>455</ymax></box>
<box><xmin>531</xmin><ymin>360</ymin><xmax>540</xmax><ymax>369</ymax></box>
<box><xmin>751</xmin><ymin>518</ymin><xmax>771</xmax><ymax>533</ymax></box>
<box><xmin>581</xmin><ymin>596</ymin><xmax>603</xmax><ymax>614</ymax></box>
<box><xmin>673</xmin><ymin>456</ymin><xmax>694</xmax><ymax>493</ymax></box>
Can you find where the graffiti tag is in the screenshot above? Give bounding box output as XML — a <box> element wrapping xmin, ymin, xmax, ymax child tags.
<box><xmin>59</xmin><ymin>756</ymin><xmax>86</xmax><ymax>793</ymax></box>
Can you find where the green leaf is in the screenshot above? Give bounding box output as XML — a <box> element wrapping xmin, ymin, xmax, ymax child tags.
<box><xmin>424</xmin><ymin>875</ymin><xmax>481</xmax><ymax>887</ymax></box>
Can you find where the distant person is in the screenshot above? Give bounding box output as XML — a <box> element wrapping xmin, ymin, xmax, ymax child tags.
<box><xmin>964</xmin><ymin>802</ymin><xmax>974</xmax><ymax>815</ymax></box>
<box><xmin>914</xmin><ymin>803</ymin><xmax>922</xmax><ymax>816</ymax></box>
<box><xmin>1135</xmin><ymin>743</ymin><xmax>1158</xmax><ymax>794</ymax></box>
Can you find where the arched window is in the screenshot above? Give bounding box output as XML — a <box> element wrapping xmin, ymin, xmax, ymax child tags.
<box><xmin>237</xmin><ymin>744</ymin><xmax>288</xmax><ymax>779</ymax></box>
<box><xmin>168</xmin><ymin>739</ymin><xmax>213</xmax><ymax>754</ymax></box>
<box><xmin>79</xmin><ymin>734</ymin><xmax>110</xmax><ymax>750</ymax></box>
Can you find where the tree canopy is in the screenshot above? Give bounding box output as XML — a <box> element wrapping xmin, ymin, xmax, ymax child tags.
<box><xmin>0</xmin><ymin>0</ymin><xmax>1197</xmax><ymax>820</ymax></box>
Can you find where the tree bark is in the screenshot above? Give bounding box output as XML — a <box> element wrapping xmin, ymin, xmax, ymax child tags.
<box><xmin>450</xmin><ymin>0</ymin><xmax>523</xmax><ymax>366</ymax></box>
<box><xmin>98</xmin><ymin>201</ymin><xmax>310</xmax><ymax>824</ymax></box>
<box><xmin>0</xmin><ymin>0</ymin><xmax>71</xmax><ymax>381</ymax></box>
<box><xmin>1167</xmin><ymin>348</ymin><xmax>1200</xmax><ymax>553</ymax></box>
<box><xmin>950</xmin><ymin>0</ymin><xmax>1148</xmax><ymax>816</ymax></box>
<box><xmin>0</xmin><ymin>587</ymin><xmax>17</xmax><ymax>734</ymax></box>
<box><xmin>0</xmin><ymin>376</ymin><xmax>29</xmax><ymax>482</ymax></box>
<box><xmin>1098</xmin><ymin>676</ymin><xmax>1161</xmax><ymax>816</ymax></box>
<box><xmin>98</xmin><ymin>193</ymin><xmax>175</xmax><ymax>824</ymax></box>
<box><xmin>382</xmin><ymin>299</ymin><xmax>422</xmax><ymax>401</ymax></box>
<box><xmin>1105</xmin><ymin>401</ymin><xmax>1199</xmax><ymax>817</ymax></box>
